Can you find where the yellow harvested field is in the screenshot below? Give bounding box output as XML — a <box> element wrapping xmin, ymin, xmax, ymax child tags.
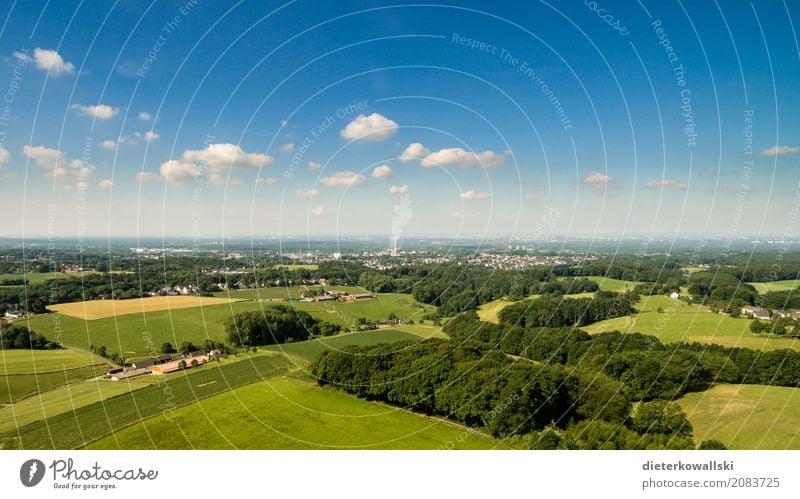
<box><xmin>48</xmin><ymin>296</ymin><xmax>241</xmax><ymax>320</ymax></box>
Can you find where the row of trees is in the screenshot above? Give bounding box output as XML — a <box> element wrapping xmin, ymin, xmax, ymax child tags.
<box><xmin>311</xmin><ymin>339</ymin><xmax>698</xmax><ymax>449</ymax></box>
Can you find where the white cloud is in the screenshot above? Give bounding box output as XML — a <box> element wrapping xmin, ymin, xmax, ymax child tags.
<box><xmin>22</xmin><ymin>145</ymin><xmax>94</xmax><ymax>181</ymax></box>
<box><xmin>584</xmin><ymin>171</ymin><xmax>614</xmax><ymax>189</ymax></box>
<box><xmin>15</xmin><ymin>48</ymin><xmax>75</xmax><ymax>76</ymax></box>
<box><xmin>420</xmin><ymin>147</ymin><xmax>506</xmax><ymax>168</ymax></box>
<box><xmin>70</xmin><ymin>104</ymin><xmax>119</xmax><ymax>120</ymax></box>
<box><xmin>136</xmin><ymin>172</ymin><xmax>160</xmax><ymax>183</ymax></box>
<box><xmin>138</xmin><ymin>111</ymin><xmax>152</xmax><ymax>121</ymax></box>
<box><xmin>99</xmin><ymin>140</ymin><xmax>117</xmax><ymax>150</ymax></box>
<box><xmin>320</xmin><ymin>171</ymin><xmax>365</xmax><ymax>187</ymax></box>
<box><xmin>340</xmin><ymin>113</ymin><xmax>398</xmax><ymax>141</ymax></box>
<box><xmin>399</xmin><ymin>142</ymin><xmax>430</xmax><ymax>161</ymax></box>
<box><xmin>159</xmin><ymin>143</ymin><xmax>273</xmax><ymax>186</ymax></box>
<box><xmin>280</xmin><ymin>143</ymin><xmax>295</xmax><ymax>153</ymax></box>
<box><xmin>97</xmin><ymin>179</ymin><xmax>113</xmax><ymax>190</ymax></box>
<box><xmin>296</xmin><ymin>189</ymin><xmax>319</xmax><ymax>197</ymax></box>
<box><xmin>759</xmin><ymin>145</ymin><xmax>800</xmax><ymax>156</ymax></box>
<box><xmin>645</xmin><ymin>179</ymin><xmax>687</xmax><ymax>190</ymax></box>
<box><xmin>310</xmin><ymin>205</ymin><xmax>325</xmax><ymax>216</ymax></box>
<box><xmin>143</xmin><ymin>131</ymin><xmax>159</xmax><ymax>142</ymax></box>
<box><xmin>371</xmin><ymin>165</ymin><xmax>393</xmax><ymax>178</ymax></box>
<box><xmin>389</xmin><ymin>185</ymin><xmax>409</xmax><ymax>196</ymax></box>
<box><xmin>255</xmin><ymin>177</ymin><xmax>278</xmax><ymax>186</ymax></box>
<box><xmin>307</xmin><ymin>161</ymin><xmax>322</xmax><ymax>171</ymax></box>
<box><xmin>459</xmin><ymin>190</ymin><xmax>490</xmax><ymax>200</ymax></box>
<box><xmin>0</xmin><ymin>147</ymin><xmax>10</xmax><ymax>164</ymax></box>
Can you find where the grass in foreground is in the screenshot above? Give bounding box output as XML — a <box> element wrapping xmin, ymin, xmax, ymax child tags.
<box><xmin>677</xmin><ymin>384</ymin><xmax>800</xmax><ymax>450</ymax></box>
<box><xmin>87</xmin><ymin>377</ymin><xmax>499</xmax><ymax>450</ymax></box>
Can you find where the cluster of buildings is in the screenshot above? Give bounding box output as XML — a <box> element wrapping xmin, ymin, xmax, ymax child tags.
<box><xmin>154</xmin><ymin>284</ymin><xmax>200</xmax><ymax>296</ymax></box>
<box><xmin>105</xmin><ymin>350</ymin><xmax>221</xmax><ymax>381</ymax></box>
<box><xmin>740</xmin><ymin>305</ymin><xmax>800</xmax><ymax>321</ymax></box>
<box><xmin>300</xmin><ymin>290</ymin><xmax>374</xmax><ymax>302</ymax></box>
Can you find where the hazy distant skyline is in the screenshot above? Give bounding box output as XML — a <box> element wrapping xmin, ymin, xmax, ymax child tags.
<box><xmin>1</xmin><ymin>1</ymin><xmax>799</xmax><ymax>239</ymax></box>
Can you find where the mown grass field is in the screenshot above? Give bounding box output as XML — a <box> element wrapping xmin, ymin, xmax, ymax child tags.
<box><xmin>292</xmin><ymin>293</ymin><xmax>435</xmax><ymax>327</ymax></box>
<box><xmin>1</xmin><ymin>348</ymin><xmax>102</xmax><ymax>374</ymax></box>
<box><xmin>583</xmin><ymin>276</ymin><xmax>643</xmax><ymax>292</ymax></box>
<box><xmin>48</xmin><ymin>295</ymin><xmax>240</xmax><ymax>320</ymax></box>
<box><xmin>583</xmin><ymin>295</ymin><xmax>800</xmax><ymax>351</ymax></box>
<box><xmin>0</xmin><ymin>272</ymin><xmax>66</xmax><ymax>285</ymax></box>
<box><xmin>751</xmin><ymin>279</ymin><xmax>800</xmax><ymax>294</ymax></box>
<box><xmin>678</xmin><ymin>384</ymin><xmax>800</xmax><ymax>449</ymax></box>
<box><xmin>87</xmin><ymin>376</ymin><xmax>499</xmax><ymax>450</ymax></box>
<box><xmin>265</xmin><ymin>329</ymin><xmax>424</xmax><ymax>363</ymax></box>
<box><xmin>1</xmin><ymin>364</ymin><xmax>109</xmax><ymax>404</ymax></box>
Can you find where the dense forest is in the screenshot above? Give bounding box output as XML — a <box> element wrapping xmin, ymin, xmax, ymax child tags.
<box><xmin>224</xmin><ymin>306</ymin><xmax>341</xmax><ymax>346</ymax></box>
<box><xmin>311</xmin><ymin>339</ymin><xmax>700</xmax><ymax>449</ymax></box>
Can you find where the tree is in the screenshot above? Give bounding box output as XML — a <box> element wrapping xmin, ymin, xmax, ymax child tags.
<box><xmin>632</xmin><ymin>400</ymin><xmax>693</xmax><ymax>438</ymax></box>
<box><xmin>160</xmin><ymin>342</ymin><xmax>176</xmax><ymax>354</ymax></box>
<box><xmin>178</xmin><ymin>341</ymin><xmax>197</xmax><ymax>356</ymax></box>
<box><xmin>698</xmin><ymin>439</ymin><xmax>727</xmax><ymax>450</ymax></box>
<box><xmin>750</xmin><ymin>320</ymin><xmax>763</xmax><ymax>334</ymax></box>
<box><xmin>178</xmin><ymin>359</ymin><xmax>187</xmax><ymax>370</ymax></box>
<box><xmin>190</xmin><ymin>359</ymin><xmax>199</xmax><ymax>368</ymax></box>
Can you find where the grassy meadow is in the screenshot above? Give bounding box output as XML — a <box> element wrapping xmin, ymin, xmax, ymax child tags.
<box><xmin>678</xmin><ymin>384</ymin><xmax>800</xmax><ymax>449</ymax></box>
<box><xmin>87</xmin><ymin>377</ymin><xmax>499</xmax><ymax>450</ymax></box>
<box><xmin>48</xmin><ymin>295</ymin><xmax>240</xmax><ymax>320</ymax></box>
<box><xmin>751</xmin><ymin>279</ymin><xmax>800</xmax><ymax>294</ymax></box>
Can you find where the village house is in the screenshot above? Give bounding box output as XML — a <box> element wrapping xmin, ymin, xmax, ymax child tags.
<box><xmin>344</xmin><ymin>292</ymin><xmax>374</xmax><ymax>301</ymax></box>
<box><xmin>4</xmin><ymin>309</ymin><xmax>23</xmax><ymax>319</ymax></box>
<box><xmin>151</xmin><ymin>352</ymin><xmax>208</xmax><ymax>375</ymax></box>
<box><xmin>741</xmin><ymin>305</ymin><xmax>770</xmax><ymax>320</ymax></box>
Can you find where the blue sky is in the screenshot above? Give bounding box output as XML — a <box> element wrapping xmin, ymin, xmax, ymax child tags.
<box><xmin>0</xmin><ymin>0</ymin><xmax>798</xmax><ymax>239</ymax></box>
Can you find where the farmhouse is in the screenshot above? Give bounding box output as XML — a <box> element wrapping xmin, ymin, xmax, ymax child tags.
<box><xmin>345</xmin><ymin>293</ymin><xmax>375</xmax><ymax>301</ymax></box>
<box><xmin>151</xmin><ymin>353</ymin><xmax>208</xmax><ymax>375</ymax></box>
<box><xmin>131</xmin><ymin>354</ymin><xmax>172</xmax><ymax>370</ymax></box>
<box><xmin>776</xmin><ymin>309</ymin><xmax>800</xmax><ymax>319</ymax></box>
<box><xmin>4</xmin><ymin>309</ymin><xmax>23</xmax><ymax>319</ymax></box>
<box><xmin>669</xmin><ymin>292</ymin><xmax>680</xmax><ymax>300</ymax></box>
<box><xmin>312</xmin><ymin>295</ymin><xmax>336</xmax><ymax>302</ymax></box>
<box><xmin>741</xmin><ymin>306</ymin><xmax>770</xmax><ymax>320</ymax></box>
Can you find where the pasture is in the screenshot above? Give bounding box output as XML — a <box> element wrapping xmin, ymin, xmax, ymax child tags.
<box><xmin>583</xmin><ymin>276</ymin><xmax>642</xmax><ymax>292</ymax></box>
<box><xmin>678</xmin><ymin>384</ymin><xmax>800</xmax><ymax>449</ymax></box>
<box><xmin>751</xmin><ymin>280</ymin><xmax>800</xmax><ymax>294</ymax></box>
<box><xmin>1</xmin><ymin>348</ymin><xmax>102</xmax><ymax>374</ymax></box>
<box><xmin>48</xmin><ymin>295</ymin><xmax>241</xmax><ymax>320</ymax></box>
<box><xmin>86</xmin><ymin>377</ymin><xmax>500</xmax><ymax>450</ymax></box>
<box><xmin>292</xmin><ymin>293</ymin><xmax>435</xmax><ymax>328</ymax></box>
<box><xmin>0</xmin><ymin>272</ymin><xmax>65</xmax><ymax>285</ymax></box>
<box><xmin>583</xmin><ymin>295</ymin><xmax>800</xmax><ymax>352</ymax></box>
<box><xmin>213</xmin><ymin>284</ymin><xmax>366</xmax><ymax>301</ymax></box>
<box><xmin>265</xmin><ymin>329</ymin><xmax>424</xmax><ymax>363</ymax></box>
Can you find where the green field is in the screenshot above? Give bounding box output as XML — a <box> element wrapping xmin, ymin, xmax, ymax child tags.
<box><xmin>0</xmin><ymin>272</ymin><xmax>67</xmax><ymax>285</ymax></box>
<box><xmin>678</xmin><ymin>384</ymin><xmax>800</xmax><ymax>449</ymax></box>
<box><xmin>751</xmin><ymin>280</ymin><xmax>800</xmax><ymax>294</ymax></box>
<box><xmin>583</xmin><ymin>276</ymin><xmax>643</xmax><ymax>292</ymax></box>
<box><xmin>583</xmin><ymin>295</ymin><xmax>800</xmax><ymax>351</ymax></box>
<box><xmin>22</xmin><ymin>291</ymin><xmax>434</xmax><ymax>358</ymax></box>
<box><xmin>272</xmin><ymin>264</ymin><xmax>319</xmax><ymax>270</ymax></box>
<box><xmin>265</xmin><ymin>329</ymin><xmax>424</xmax><ymax>363</ymax></box>
<box><xmin>1</xmin><ymin>348</ymin><xmax>104</xmax><ymax>374</ymax></box>
<box><xmin>87</xmin><ymin>377</ymin><xmax>499</xmax><ymax>450</ymax></box>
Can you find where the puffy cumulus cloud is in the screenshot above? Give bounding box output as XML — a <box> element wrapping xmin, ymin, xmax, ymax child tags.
<box><xmin>22</xmin><ymin>145</ymin><xmax>95</xmax><ymax>181</ymax></box>
<box><xmin>584</xmin><ymin>171</ymin><xmax>614</xmax><ymax>189</ymax></box>
<box><xmin>15</xmin><ymin>48</ymin><xmax>75</xmax><ymax>76</ymax></box>
<box><xmin>143</xmin><ymin>131</ymin><xmax>159</xmax><ymax>142</ymax></box>
<box><xmin>99</xmin><ymin>140</ymin><xmax>117</xmax><ymax>150</ymax></box>
<box><xmin>296</xmin><ymin>188</ymin><xmax>319</xmax><ymax>197</ymax></box>
<box><xmin>644</xmin><ymin>179</ymin><xmax>687</xmax><ymax>190</ymax></box>
<box><xmin>135</xmin><ymin>172</ymin><xmax>160</xmax><ymax>183</ymax></box>
<box><xmin>307</xmin><ymin>161</ymin><xmax>322</xmax><ymax>171</ymax></box>
<box><xmin>399</xmin><ymin>142</ymin><xmax>430</xmax><ymax>161</ymax></box>
<box><xmin>97</xmin><ymin>179</ymin><xmax>113</xmax><ymax>190</ymax></box>
<box><xmin>280</xmin><ymin>143</ymin><xmax>295</xmax><ymax>153</ymax></box>
<box><xmin>159</xmin><ymin>143</ymin><xmax>273</xmax><ymax>186</ymax></box>
<box><xmin>138</xmin><ymin>111</ymin><xmax>152</xmax><ymax>121</ymax></box>
<box><xmin>255</xmin><ymin>177</ymin><xmax>278</xmax><ymax>186</ymax></box>
<box><xmin>310</xmin><ymin>205</ymin><xmax>325</xmax><ymax>216</ymax></box>
<box><xmin>759</xmin><ymin>145</ymin><xmax>800</xmax><ymax>156</ymax></box>
<box><xmin>389</xmin><ymin>184</ymin><xmax>408</xmax><ymax>196</ymax></box>
<box><xmin>459</xmin><ymin>190</ymin><xmax>490</xmax><ymax>200</ymax></box>
<box><xmin>70</xmin><ymin>104</ymin><xmax>119</xmax><ymax>120</ymax></box>
<box><xmin>420</xmin><ymin>147</ymin><xmax>506</xmax><ymax>168</ymax></box>
<box><xmin>340</xmin><ymin>113</ymin><xmax>398</xmax><ymax>141</ymax></box>
<box><xmin>0</xmin><ymin>147</ymin><xmax>10</xmax><ymax>164</ymax></box>
<box><xmin>371</xmin><ymin>165</ymin><xmax>392</xmax><ymax>178</ymax></box>
<box><xmin>320</xmin><ymin>171</ymin><xmax>365</xmax><ymax>187</ymax></box>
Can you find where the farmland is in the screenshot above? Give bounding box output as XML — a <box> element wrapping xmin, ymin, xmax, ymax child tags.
<box><xmin>87</xmin><ymin>377</ymin><xmax>499</xmax><ymax>450</ymax></box>
<box><xmin>677</xmin><ymin>384</ymin><xmax>800</xmax><ymax>449</ymax></box>
<box><xmin>1</xmin><ymin>348</ymin><xmax>104</xmax><ymax>374</ymax></box>
<box><xmin>583</xmin><ymin>276</ymin><xmax>642</xmax><ymax>292</ymax></box>
<box><xmin>48</xmin><ymin>295</ymin><xmax>240</xmax><ymax>320</ymax></box>
<box><xmin>265</xmin><ymin>328</ymin><xmax>424</xmax><ymax>363</ymax></box>
<box><xmin>213</xmin><ymin>284</ymin><xmax>365</xmax><ymax>300</ymax></box>
<box><xmin>477</xmin><ymin>292</ymin><xmax>603</xmax><ymax>324</ymax></box>
<box><xmin>583</xmin><ymin>295</ymin><xmax>800</xmax><ymax>352</ymax></box>
<box><xmin>751</xmin><ymin>279</ymin><xmax>800</xmax><ymax>294</ymax></box>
